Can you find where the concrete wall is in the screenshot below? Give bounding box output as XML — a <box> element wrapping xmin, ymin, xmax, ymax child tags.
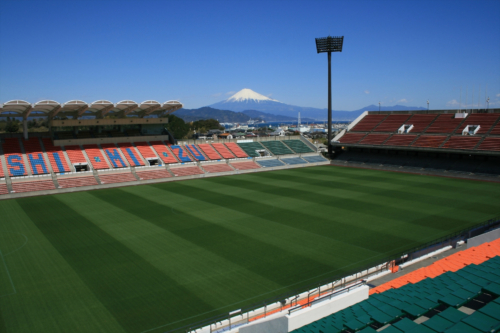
<box><xmin>468</xmin><ymin>227</ymin><xmax>500</xmax><ymax>248</ymax></box>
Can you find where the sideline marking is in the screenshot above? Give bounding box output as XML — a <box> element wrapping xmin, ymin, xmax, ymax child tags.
<box><xmin>0</xmin><ymin>250</ymin><xmax>16</xmax><ymax>297</ymax></box>
<box><xmin>1</xmin><ymin>232</ymin><xmax>28</xmax><ymax>257</ymax></box>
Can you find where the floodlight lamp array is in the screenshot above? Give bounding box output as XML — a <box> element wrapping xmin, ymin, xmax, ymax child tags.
<box><xmin>315</xmin><ymin>36</ymin><xmax>344</xmax><ymax>53</ymax></box>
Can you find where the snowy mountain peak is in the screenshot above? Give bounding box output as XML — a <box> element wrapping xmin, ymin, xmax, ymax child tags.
<box><xmin>226</xmin><ymin>88</ymin><xmax>278</xmax><ymax>103</ymax></box>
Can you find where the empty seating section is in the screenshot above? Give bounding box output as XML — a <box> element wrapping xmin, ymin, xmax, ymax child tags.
<box><xmin>477</xmin><ymin>137</ymin><xmax>500</xmax><ymax>151</ymax></box>
<box><xmin>283</xmin><ymin>140</ymin><xmax>314</xmax><ymax>153</ymax></box>
<box><xmin>260</xmin><ymin>141</ymin><xmax>294</xmax><ymax>155</ymax></box>
<box><xmin>373</xmin><ymin>115</ymin><xmax>411</xmax><ymax>132</ymax></box>
<box><xmin>230</xmin><ymin>161</ymin><xmax>261</xmax><ymax>170</ymax></box>
<box><xmin>198</xmin><ymin>144</ymin><xmax>223</xmax><ymax>160</ymax></box>
<box><xmin>23</xmin><ymin>138</ymin><xmax>50</xmax><ymax>175</ymax></box>
<box><xmin>281</xmin><ymin>157</ymin><xmax>307</xmax><ymax>165</ymax></box>
<box><xmin>455</xmin><ymin>113</ymin><xmax>500</xmax><ymax>134</ymax></box>
<box><xmin>168</xmin><ymin>144</ymin><xmax>192</xmax><ymax>162</ymax></box>
<box><xmin>224</xmin><ymin>142</ymin><xmax>249</xmax><ymax>157</ymax></box>
<box><xmin>0</xmin><ymin>159</ymin><xmax>4</xmax><ymax>178</ymax></box>
<box><xmin>302</xmin><ymin>155</ymin><xmax>327</xmax><ymax>163</ymax></box>
<box><xmin>202</xmin><ymin>163</ymin><xmax>233</xmax><ymax>173</ymax></box>
<box><xmin>412</xmin><ymin>135</ymin><xmax>447</xmax><ymax>148</ymax></box>
<box><xmin>65</xmin><ymin>145</ymin><xmax>87</xmax><ymax>164</ymax></box>
<box><xmin>256</xmin><ymin>159</ymin><xmax>285</xmax><ymax>168</ymax></box>
<box><xmin>490</xmin><ymin>122</ymin><xmax>500</xmax><ymax>135</ymax></box>
<box><xmin>58</xmin><ymin>176</ymin><xmax>98</xmax><ymax>188</ymax></box>
<box><xmin>101</xmin><ymin>144</ymin><xmax>128</xmax><ymax>168</ymax></box>
<box><xmin>442</xmin><ymin>136</ymin><xmax>482</xmax><ymax>150</ymax></box>
<box><xmin>42</xmin><ymin>138</ymin><xmax>70</xmax><ymax>174</ymax></box>
<box><xmin>150</xmin><ymin>141</ymin><xmax>178</xmax><ymax>164</ymax></box>
<box><xmin>169</xmin><ymin>166</ymin><xmax>204</xmax><ymax>177</ymax></box>
<box><xmin>339</xmin><ymin>133</ymin><xmax>366</xmax><ymax>144</ymax></box>
<box><xmin>236</xmin><ymin>142</ymin><xmax>265</xmax><ymax>157</ymax></box>
<box><xmin>136</xmin><ymin>169</ymin><xmax>172</xmax><ymax>180</ymax></box>
<box><xmin>426</xmin><ymin>114</ymin><xmax>464</xmax><ymax>133</ymax></box>
<box><xmin>211</xmin><ymin>143</ymin><xmax>235</xmax><ymax>159</ymax></box>
<box><xmin>0</xmin><ymin>183</ymin><xmax>8</xmax><ymax>194</ymax></box>
<box><xmin>11</xmin><ymin>180</ymin><xmax>56</xmax><ymax>193</ymax></box>
<box><xmin>350</xmin><ymin>115</ymin><xmax>387</xmax><ymax>132</ymax></box>
<box><xmin>293</xmin><ymin>251</ymin><xmax>500</xmax><ymax>333</ymax></box>
<box><xmin>117</xmin><ymin>143</ymin><xmax>144</xmax><ymax>166</ymax></box>
<box><xmin>185</xmin><ymin>144</ymin><xmax>207</xmax><ymax>161</ymax></box>
<box><xmin>359</xmin><ymin>134</ymin><xmax>390</xmax><ymax>145</ymax></box>
<box><xmin>83</xmin><ymin>145</ymin><xmax>110</xmax><ymax>169</ymax></box>
<box><xmin>2</xmin><ymin>138</ymin><xmax>27</xmax><ymax>176</ymax></box>
<box><xmin>384</xmin><ymin>135</ymin><xmax>417</xmax><ymax>146</ymax></box>
<box><xmin>134</xmin><ymin>142</ymin><xmax>157</xmax><ymax>159</ymax></box>
<box><xmin>404</xmin><ymin>114</ymin><xmax>438</xmax><ymax>133</ymax></box>
<box><xmin>98</xmin><ymin>173</ymin><xmax>136</xmax><ymax>184</ymax></box>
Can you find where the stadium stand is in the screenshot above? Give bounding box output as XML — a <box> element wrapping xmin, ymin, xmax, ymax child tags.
<box><xmin>260</xmin><ymin>140</ymin><xmax>294</xmax><ymax>155</ymax></box>
<box><xmin>150</xmin><ymin>141</ymin><xmax>178</xmax><ymax>164</ymax></box>
<box><xmin>490</xmin><ymin>121</ymin><xmax>500</xmax><ymax>135</ymax></box>
<box><xmin>211</xmin><ymin>143</ymin><xmax>235</xmax><ymax>159</ymax></box>
<box><xmin>302</xmin><ymin>155</ymin><xmax>328</xmax><ymax>163</ymax></box>
<box><xmin>455</xmin><ymin>113</ymin><xmax>500</xmax><ymax>134</ymax></box>
<box><xmin>384</xmin><ymin>135</ymin><xmax>418</xmax><ymax>147</ymax></box>
<box><xmin>0</xmin><ymin>183</ymin><xmax>8</xmax><ymax>195</ymax></box>
<box><xmin>98</xmin><ymin>172</ymin><xmax>137</xmax><ymax>184</ymax></box>
<box><xmin>202</xmin><ymin>163</ymin><xmax>233</xmax><ymax>173</ymax></box>
<box><xmin>42</xmin><ymin>138</ymin><xmax>70</xmax><ymax>174</ymax></box>
<box><xmin>136</xmin><ymin>169</ymin><xmax>172</xmax><ymax>180</ymax></box>
<box><xmin>65</xmin><ymin>145</ymin><xmax>87</xmax><ymax>165</ymax></box>
<box><xmin>283</xmin><ymin>140</ymin><xmax>315</xmax><ymax>153</ymax></box>
<box><xmin>101</xmin><ymin>143</ymin><xmax>128</xmax><ymax>168</ymax></box>
<box><xmin>281</xmin><ymin>157</ymin><xmax>307</xmax><ymax>165</ymax></box>
<box><xmin>0</xmin><ymin>158</ymin><xmax>4</xmax><ymax>178</ymax></box>
<box><xmin>2</xmin><ymin>138</ymin><xmax>28</xmax><ymax>176</ymax></box>
<box><xmin>117</xmin><ymin>142</ymin><xmax>145</xmax><ymax>166</ymax></box>
<box><xmin>23</xmin><ymin>138</ymin><xmax>50</xmax><ymax>175</ymax></box>
<box><xmin>134</xmin><ymin>142</ymin><xmax>158</xmax><ymax>160</ymax></box>
<box><xmin>224</xmin><ymin>142</ymin><xmax>249</xmax><ymax>157</ymax></box>
<box><xmin>442</xmin><ymin>136</ymin><xmax>482</xmax><ymax>150</ymax></box>
<box><xmin>11</xmin><ymin>179</ymin><xmax>56</xmax><ymax>193</ymax></box>
<box><xmin>83</xmin><ymin>145</ymin><xmax>110</xmax><ymax>170</ymax></box>
<box><xmin>350</xmin><ymin>114</ymin><xmax>387</xmax><ymax>132</ymax></box>
<box><xmin>168</xmin><ymin>144</ymin><xmax>193</xmax><ymax>162</ymax></box>
<box><xmin>58</xmin><ymin>176</ymin><xmax>98</xmax><ymax>188</ymax></box>
<box><xmin>403</xmin><ymin>114</ymin><xmax>438</xmax><ymax>133</ymax></box>
<box><xmin>185</xmin><ymin>144</ymin><xmax>207</xmax><ymax>161</ymax></box>
<box><xmin>338</xmin><ymin>133</ymin><xmax>366</xmax><ymax>144</ymax></box>
<box><xmin>230</xmin><ymin>161</ymin><xmax>261</xmax><ymax>170</ymax></box>
<box><xmin>426</xmin><ymin>114</ymin><xmax>465</xmax><ymax>133</ymax></box>
<box><xmin>411</xmin><ymin>135</ymin><xmax>448</xmax><ymax>148</ymax></box>
<box><xmin>256</xmin><ymin>159</ymin><xmax>285</xmax><ymax>168</ymax></box>
<box><xmin>236</xmin><ymin>142</ymin><xmax>266</xmax><ymax>157</ymax></box>
<box><xmin>373</xmin><ymin>115</ymin><xmax>412</xmax><ymax>132</ymax></box>
<box><xmin>197</xmin><ymin>144</ymin><xmax>223</xmax><ymax>160</ymax></box>
<box><xmin>169</xmin><ymin>166</ymin><xmax>204</xmax><ymax>177</ymax></box>
<box><xmin>477</xmin><ymin>137</ymin><xmax>500</xmax><ymax>151</ymax></box>
<box><xmin>359</xmin><ymin>134</ymin><xmax>391</xmax><ymax>145</ymax></box>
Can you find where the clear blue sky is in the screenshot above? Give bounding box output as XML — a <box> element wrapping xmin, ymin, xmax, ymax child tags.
<box><xmin>1</xmin><ymin>0</ymin><xmax>499</xmax><ymax>111</ymax></box>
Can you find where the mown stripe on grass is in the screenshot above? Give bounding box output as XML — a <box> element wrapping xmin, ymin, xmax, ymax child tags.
<box><xmin>0</xmin><ymin>306</ymin><xmax>6</xmax><ymax>333</ymax></box>
<box><xmin>89</xmin><ymin>188</ymin><xmax>339</xmax><ymax>292</ymax></box>
<box><xmin>18</xmin><ymin>195</ymin><xmax>215</xmax><ymax>333</ymax></box>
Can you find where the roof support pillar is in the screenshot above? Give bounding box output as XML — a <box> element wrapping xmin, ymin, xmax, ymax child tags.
<box><xmin>97</xmin><ymin>105</ymin><xmax>115</xmax><ymax>119</ymax></box>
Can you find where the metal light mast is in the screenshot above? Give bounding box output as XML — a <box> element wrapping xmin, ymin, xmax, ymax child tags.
<box><xmin>315</xmin><ymin>36</ymin><xmax>344</xmax><ymax>157</ymax></box>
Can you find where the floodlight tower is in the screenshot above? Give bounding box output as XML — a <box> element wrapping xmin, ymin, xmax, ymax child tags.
<box><xmin>315</xmin><ymin>36</ymin><xmax>344</xmax><ymax>157</ymax></box>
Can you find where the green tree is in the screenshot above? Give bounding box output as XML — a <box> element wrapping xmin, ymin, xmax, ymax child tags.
<box><xmin>165</xmin><ymin>114</ymin><xmax>190</xmax><ymax>139</ymax></box>
<box><xmin>5</xmin><ymin>121</ymin><xmax>20</xmax><ymax>133</ymax></box>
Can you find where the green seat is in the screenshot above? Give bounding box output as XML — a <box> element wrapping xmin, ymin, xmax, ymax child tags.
<box><xmin>443</xmin><ymin>322</ymin><xmax>483</xmax><ymax>333</ymax></box>
<box><xmin>461</xmin><ymin>311</ymin><xmax>500</xmax><ymax>332</ymax></box>
<box><xmin>236</xmin><ymin>142</ymin><xmax>266</xmax><ymax>157</ymax></box>
<box><xmin>358</xmin><ymin>326</ymin><xmax>378</xmax><ymax>333</ymax></box>
<box><xmin>478</xmin><ymin>300</ymin><xmax>500</xmax><ymax>320</ymax></box>
<box><xmin>377</xmin><ymin>326</ymin><xmax>401</xmax><ymax>333</ymax></box>
<box><xmin>483</xmin><ymin>282</ymin><xmax>500</xmax><ymax>297</ymax></box>
<box><xmin>422</xmin><ymin>315</ymin><xmax>455</xmax><ymax>332</ymax></box>
<box><xmin>392</xmin><ymin>317</ymin><xmax>420</xmax><ymax>332</ymax></box>
<box><xmin>437</xmin><ymin>307</ymin><xmax>468</xmax><ymax>323</ymax></box>
<box><xmin>369</xmin><ymin>309</ymin><xmax>394</xmax><ymax>325</ymax></box>
<box><xmin>283</xmin><ymin>140</ymin><xmax>314</xmax><ymax>153</ymax></box>
<box><xmin>344</xmin><ymin>318</ymin><xmax>368</xmax><ymax>331</ymax></box>
<box><xmin>401</xmin><ymin>304</ymin><xmax>428</xmax><ymax>318</ymax></box>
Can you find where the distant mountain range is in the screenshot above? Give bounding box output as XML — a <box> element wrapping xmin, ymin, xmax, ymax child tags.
<box><xmin>209</xmin><ymin>88</ymin><xmax>426</xmax><ymax>121</ymax></box>
<box><xmin>175</xmin><ymin>89</ymin><xmax>427</xmax><ymax>123</ymax></box>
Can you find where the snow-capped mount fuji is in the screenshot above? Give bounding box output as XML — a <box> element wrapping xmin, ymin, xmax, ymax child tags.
<box><xmin>225</xmin><ymin>88</ymin><xmax>279</xmax><ymax>103</ymax></box>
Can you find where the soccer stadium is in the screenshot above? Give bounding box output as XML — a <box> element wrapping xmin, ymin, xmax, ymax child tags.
<box><xmin>0</xmin><ymin>100</ymin><xmax>500</xmax><ymax>333</ymax></box>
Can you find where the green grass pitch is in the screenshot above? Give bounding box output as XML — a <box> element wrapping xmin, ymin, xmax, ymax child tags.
<box><xmin>0</xmin><ymin>165</ymin><xmax>499</xmax><ymax>333</ymax></box>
